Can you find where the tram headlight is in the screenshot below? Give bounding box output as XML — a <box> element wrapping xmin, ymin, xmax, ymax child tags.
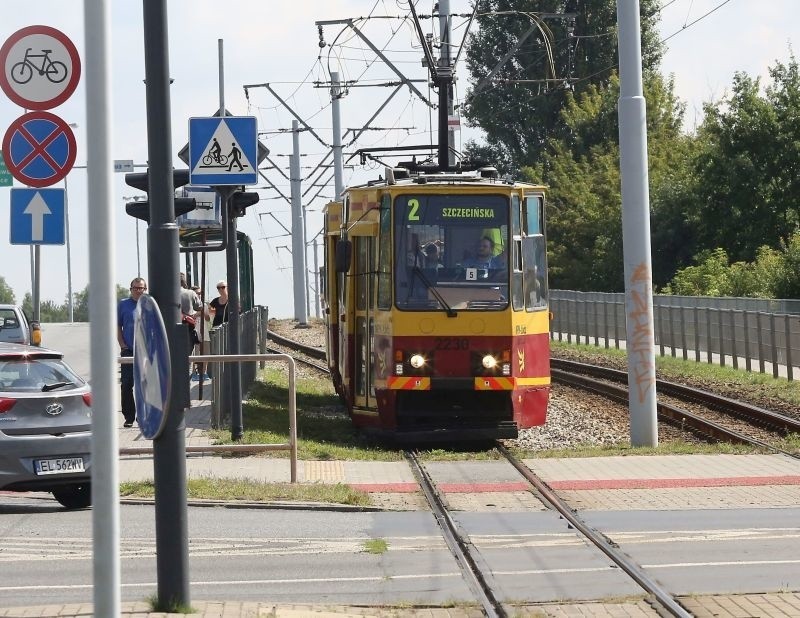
<box><xmin>409</xmin><ymin>354</ymin><xmax>426</xmax><ymax>369</ymax></box>
<box><xmin>481</xmin><ymin>354</ymin><xmax>498</xmax><ymax>370</ymax></box>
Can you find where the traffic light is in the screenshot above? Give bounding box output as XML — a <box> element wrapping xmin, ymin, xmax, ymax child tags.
<box><xmin>124</xmin><ymin>168</ymin><xmax>197</xmax><ymax>222</ymax></box>
<box><xmin>229</xmin><ymin>191</ymin><xmax>259</xmax><ymax>218</ymax></box>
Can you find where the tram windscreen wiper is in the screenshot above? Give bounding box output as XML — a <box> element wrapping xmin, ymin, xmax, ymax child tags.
<box><xmin>412</xmin><ymin>266</ymin><xmax>457</xmax><ymax>317</ymax></box>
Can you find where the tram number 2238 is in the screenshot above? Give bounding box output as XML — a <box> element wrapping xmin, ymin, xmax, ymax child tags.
<box><xmin>435</xmin><ymin>338</ymin><xmax>469</xmax><ymax>350</ymax></box>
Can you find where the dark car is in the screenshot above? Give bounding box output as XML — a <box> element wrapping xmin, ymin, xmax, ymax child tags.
<box><xmin>0</xmin><ymin>343</ymin><xmax>91</xmax><ymax>509</ymax></box>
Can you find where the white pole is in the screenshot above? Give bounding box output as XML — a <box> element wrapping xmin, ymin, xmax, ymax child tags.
<box><xmin>617</xmin><ymin>0</ymin><xmax>658</xmax><ymax>447</ymax></box>
<box><xmin>64</xmin><ymin>173</ymin><xmax>74</xmax><ymax>322</ymax></box>
<box><xmin>330</xmin><ymin>71</ymin><xmax>344</xmax><ymax>200</ymax></box>
<box><xmin>290</xmin><ymin>120</ymin><xmax>308</xmax><ymax>324</ymax></box>
<box><xmin>84</xmin><ymin>1</ymin><xmax>120</xmax><ymax>615</ymax></box>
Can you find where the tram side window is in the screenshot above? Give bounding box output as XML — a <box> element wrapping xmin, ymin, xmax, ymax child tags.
<box><xmin>377</xmin><ymin>195</ymin><xmax>392</xmax><ymax>310</ymax></box>
<box><xmin>511</xmin><ymin>195</ymin><xmax>524</xmax><ymax>310</ymax></box>
<box><xmin>356</xmin><ymin>238</ymin><xmax>370</xmax><ymax>311</ymax></box>
<box><xmin>522</xmin><ymin>235</ymin><xmax>548</xmax><ymax>311</ymax></box>
<box><xmin>523</xmin><ymin>195</ymin><xmax>543</xmax><ymax>235</ymax></box>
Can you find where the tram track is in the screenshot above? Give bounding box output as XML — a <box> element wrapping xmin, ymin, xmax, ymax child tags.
<box><xmin>551</xmin><ymin>358</ymin><xmax>800</xmax><ymax>457</ymax></box>
<box><xmin>267</xmin><ymin>327</ymin><xmax>799</xmax><ymax>454</ymax></box>
<box><xmin>406</xmin><ymin>446</ymin><xmax>693</xmax><ymax>618</ymax></box>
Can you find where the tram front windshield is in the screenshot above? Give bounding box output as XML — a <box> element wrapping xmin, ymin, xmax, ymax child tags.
<box><xmin>395</xmin><ymin>194</ymin><xmax>509</xmax><ymax>311</ymax></box>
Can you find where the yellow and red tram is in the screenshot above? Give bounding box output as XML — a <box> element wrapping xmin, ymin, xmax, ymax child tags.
<box><xmin>322</xmin><ymin>165</ymin><xmax>550</xmax><ymax>441</ymax></box>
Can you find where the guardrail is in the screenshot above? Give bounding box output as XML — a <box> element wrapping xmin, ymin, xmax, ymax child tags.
<box><xmin>549</xmin><ymin>293</ymin><xmax>800</xmax><ymax>381</ymax></box>
<box><xmin>118</xmin><ymin>350</ymin><xmax>297</xmax><ymax>482</ymax></box>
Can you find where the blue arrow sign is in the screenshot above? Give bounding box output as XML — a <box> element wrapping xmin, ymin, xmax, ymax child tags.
<box><xmin>9</xmin><ymin>188</ymin><xmax>65</xmax><ymax>245</ymax></box>
<box><xmin>188</xmin><ymin>116</ymin><xmax>258</xmax><ymax>186</ymax></box>
<box><xmin>133</xmin><ymin>294</ymin><xmax>171</xmax><ymax>440</ymax></box>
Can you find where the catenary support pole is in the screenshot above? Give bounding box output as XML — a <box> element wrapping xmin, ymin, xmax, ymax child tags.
<box><xmin>142</xmin><ymin>0</ymin><xmax>190</xmax><ymax>606</ymax></box>
<box><xmin>330</xmin><ymin>71</ymin><xmax>345</xmax><ymax>200</ymax></box>
<box><xmin>290</xmin><ymin>120</ymin><xmax>308</xmax><ymax>324</ymax></box>
<box><xmin>438</xmin><ymin>0</ymin><xmax>455</xmax><ymax>168</ymax></box>
<box><xmin>84</xmin><ymin>1</ymin><xmax>120</xmax><ymax>615</ymax></box>
<box><xmin>617</xmin><ymin>0</ymin><xmax>658</xmax><ymax>447</ymax></box>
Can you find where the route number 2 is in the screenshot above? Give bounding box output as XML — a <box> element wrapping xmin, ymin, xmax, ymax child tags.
<box><xmin>407</xmin><ymin>198</ymin><xmax>420</xmax><ymax>221</ymax></box>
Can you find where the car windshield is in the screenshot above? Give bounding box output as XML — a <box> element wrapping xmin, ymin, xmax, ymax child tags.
<box><xmin>0</xmin><ymin>358</ymin><xmax>84</xmax><ymax>392</ymax></box>
<box><xmin>394</xmin><ymin>193</ymin><xmax>509</xmax><ymax>311</ymax></box>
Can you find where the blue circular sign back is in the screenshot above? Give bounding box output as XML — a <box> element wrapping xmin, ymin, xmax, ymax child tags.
<box><xmin>133</xmin><ymin>294</ymin><xmax>171</xmax><ymax>440</ymax></box>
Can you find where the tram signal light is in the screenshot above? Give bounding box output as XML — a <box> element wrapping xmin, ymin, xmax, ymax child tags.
<box><xmin>229</xmin><ymin>191</ymin><xmax>259</xmax><ymax>218</ymax></box>
<box><xmin>124</xmin><ymin>168</ymin><xmax>197</xmax><ymax>222</ymax></box>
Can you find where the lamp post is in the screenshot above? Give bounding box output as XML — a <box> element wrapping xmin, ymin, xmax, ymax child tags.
<box><xmin>123</xmin><ymin>195</ymin><xmax>146</xmax><ymax>276</ymax></box>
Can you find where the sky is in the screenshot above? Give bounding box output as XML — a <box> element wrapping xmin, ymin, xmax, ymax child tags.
<box><xmin>0</xmin><ymin>1</ymin><xmax>798</xmax><ymax>319</ymax></box>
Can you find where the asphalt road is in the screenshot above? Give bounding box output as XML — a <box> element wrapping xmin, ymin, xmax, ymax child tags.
<box><xmin>2</xmin><ymin>498</ymin><xmax>800</xmax><ymax>608</ymax></box>
<box><xmin>39</xmin><ymin>322</ymin><xmax>92</xmax><ymax>380</ymax></box>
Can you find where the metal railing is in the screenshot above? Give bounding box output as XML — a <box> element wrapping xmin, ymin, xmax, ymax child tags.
<box><xmin>207</xmin><ymin>306</ymin><xmax>269</xmax><ymax>427</ymax></box>
<box><xmin>550</xmin><ymin>291</ymin><xmax>800</xmax><ymax>380</ymax></box>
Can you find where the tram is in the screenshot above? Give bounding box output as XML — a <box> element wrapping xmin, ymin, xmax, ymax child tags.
<box><xmin>322</xmin><ymin>163</ymin><xmax>551</xmax><ymax>441</ymax></box>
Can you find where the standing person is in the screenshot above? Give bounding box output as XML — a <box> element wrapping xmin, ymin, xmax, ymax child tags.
<box><xmin>117</xmin><ymin>277</ymin><xmax>147</xmax><ymax>428</ymax></box>
<box><xmin>209</xmin><ymin>280</ymin><xmax>230</xmax><ymax>327</ymax></box>
<box><xmin>190</xmin><ymin>285</ymin><xmax>211</xmax><ymax>381</ymax></box>
<box><xmin>179</xmin><ymin>273</ymin><xmax>202</xmax><ymax>359</ymax></box>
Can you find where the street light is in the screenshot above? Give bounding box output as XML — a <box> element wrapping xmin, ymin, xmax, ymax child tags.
<box><xmin>122</xmin><ymin>195</ymin><xmax>147</xmax><ymax>276</ymax></box>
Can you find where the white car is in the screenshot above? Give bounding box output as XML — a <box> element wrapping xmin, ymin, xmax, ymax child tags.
<box><xmin>0</xmin><ymin>343</ymin><xmax>91</xmax><ymax>509</ymax></box>
<box><xmin>0</xmin><ymin>305</ymin><xmax>41</xmax><ymax>346</ymax></box>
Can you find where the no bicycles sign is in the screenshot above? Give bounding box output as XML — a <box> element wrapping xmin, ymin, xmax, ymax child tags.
<box><xmin>0</xmin><ymin>25</ymin><xmax>81</xmax><ymax>110</ymax></box>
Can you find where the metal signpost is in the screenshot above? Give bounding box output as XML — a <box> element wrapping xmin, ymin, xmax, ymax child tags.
<box><xmin>188</xmin><ymin>114</ymin><xmax>259</xmax><ymax>441</ymax></box>
<box><xmin>2</xmin><ymin>20</ymin><xmax>120</xmax><ymax>616</ymax></box>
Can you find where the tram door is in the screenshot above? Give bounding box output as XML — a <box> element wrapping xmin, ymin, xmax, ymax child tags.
<box><xmin>353</xmin><ymin>236</ymin><xmax>375</xmax><ymax>410</ymax></box>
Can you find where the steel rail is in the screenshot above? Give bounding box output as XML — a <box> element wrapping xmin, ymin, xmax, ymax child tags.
<box><xmin>496</xmin><ymin>443</ymin><xmax>692</xmax><ymax>618</ymax></box>
<box><xmin>405</xmin><ymin>451</ymin><xmax>506</xmax><ymax>618</ymax></box>
<box><xmin>551</xmin><ymin>368</ymin><xmax>799</xmax><ymax>457</ymax></box>
<box><xmin>551</xmin><ymin>358</ymin><xmax>800</xmax><ymax>435</ymax></box>
<box><xmin>267</xmin><ymin>329</ymin><xmax>326</xmax><ymax>360</ymax></box>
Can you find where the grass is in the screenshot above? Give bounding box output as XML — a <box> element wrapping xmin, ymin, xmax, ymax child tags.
<box><xmin>147</xmin><ymin>593</ymin><xmax>195</xmax><ymax>614</ymax></box>
<box><xmin>205</xmin><ymin>342</ymin><xmax>800</xmax><ymax>463</ymax></box>
<box><xmin>363</xmin><ymin>538</ymin><xmax>389</xmax><ymax>554</ymax></box>
<box><xmin>208</xmin><ymin>368</ymin><xmax>402</xmax><ymax>461</ymax></box>
<box><xmin>120</xmin><ymin>477</ymin><xmax>371</xmax><ymax>506</ymax></box>
<box><xmin>550</xmin><ymin>339</ymin><xmax>800</xmax><ymax>407</ymax></box>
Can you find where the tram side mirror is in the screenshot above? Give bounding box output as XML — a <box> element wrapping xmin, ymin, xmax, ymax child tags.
<box><xmin>335</xmin><ymin>240</ymin><xmax>352</xmax><ymax>273</ymax></box>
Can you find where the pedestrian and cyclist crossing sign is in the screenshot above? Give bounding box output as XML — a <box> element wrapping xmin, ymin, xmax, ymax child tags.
<box><xmin>188</xmin><ymin>116</ymin><xmax>258</xmax><ymax>186</ymax></box>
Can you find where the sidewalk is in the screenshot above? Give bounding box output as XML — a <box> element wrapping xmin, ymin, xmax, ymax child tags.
<box><xmin>115</xmin><ymin>393</ymin><xmax>800</xmax><ymax>515</ymax></box>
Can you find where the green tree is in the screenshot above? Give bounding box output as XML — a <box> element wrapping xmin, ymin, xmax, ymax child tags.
<box><xmin>73</xmin><ymin>284</ymin><xmax>131</xmax><ymax>322</ymax></box>
<box><xmin>693</xmin><ymin>55</ymin><xmax>800</xmax><ymax>262</ymax></box>
<box><xmin>463</xmin><ymin>0</ymin><xmax>662</xmax><ymax>169</ymax></box>
<box><xmin>524</xmin><ymin>73</ymin><xmax>692</xmax><ymax>291</ymax></box>
<box><xmin>772</xmin><ymin>231</ymin><xmax>800</xmax><ymax>298</ymax></box>
<box><xmin>0</xmin><ymin>276</ymin><xmax>15</xmax><ymax>304</ymax></box>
